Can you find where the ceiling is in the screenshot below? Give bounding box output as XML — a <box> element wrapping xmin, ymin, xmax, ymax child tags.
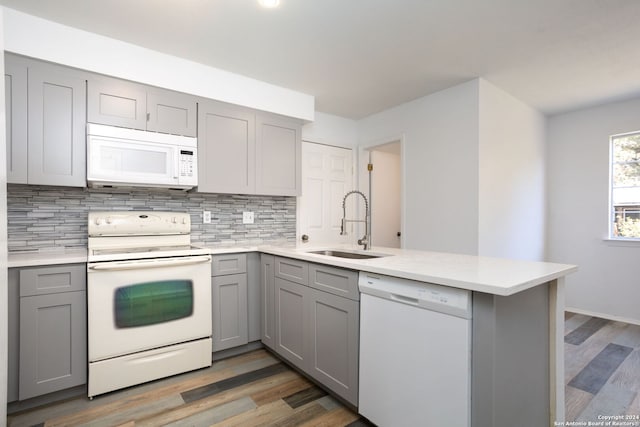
<box><xmin>1</xmin><ymin>0</ymin><xmax>639</xmax><ymax>119</ymax></box>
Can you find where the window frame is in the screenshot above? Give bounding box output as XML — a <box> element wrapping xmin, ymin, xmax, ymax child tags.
<box><xmin>609</xmin><ymin>130</ymin><xmax>640</xmax><ymax>240</ymax></box>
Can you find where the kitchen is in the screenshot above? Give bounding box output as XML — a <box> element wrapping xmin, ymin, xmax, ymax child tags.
<box><xmin>1</xmin><ymin>1</ymin><xmax>640</xmax><ymax>426</ymax></box>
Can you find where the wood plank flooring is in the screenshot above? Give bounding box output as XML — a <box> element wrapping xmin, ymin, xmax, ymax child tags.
<box><xmin>8</xmin><ymin>313</ymin><xmax>640</xmax><ymax>426</ymax></box>
<box><xmin>7</xmin><ymin>349</ymin><xmax>370</xmax><ymax>427</ymax></box>
<box><xmin>564</xmin><ymin>312</ymin><xmax>640</xmax><ymax>422</ymax></box>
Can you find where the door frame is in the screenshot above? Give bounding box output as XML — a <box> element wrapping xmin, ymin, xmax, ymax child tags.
<box><xmin>359</xmin><ymin>134</ymin><xmax>405</xmax><ymax>249</ymax></box>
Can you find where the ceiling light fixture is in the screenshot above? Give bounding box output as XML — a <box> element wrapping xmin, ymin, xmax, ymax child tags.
<box><xmin>258</xmin><ymin>0</ymin><xmax>280</xmax><ymax>8</ymax></box>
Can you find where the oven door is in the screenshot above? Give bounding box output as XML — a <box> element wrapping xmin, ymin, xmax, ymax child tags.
<box><xmin>87</xmin><ymin>255</ymin><xmax>212</xmax><ymax>362</ymax></box>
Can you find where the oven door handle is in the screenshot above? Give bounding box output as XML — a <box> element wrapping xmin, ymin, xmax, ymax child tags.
<box><xmin>88</xmin><ymin>255</ymin><xmax>212</xmax><ymax>271</ymax></box>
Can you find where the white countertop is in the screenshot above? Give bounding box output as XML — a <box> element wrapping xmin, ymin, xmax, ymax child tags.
<box><xmin>8</xmin><ymin>242</ymin><xmax>577</xmax><ymax>296</ymax></box>
<box><xmin>7</xmin><ymin>248</ymin><xmax>89</xmax><ymax>268</ymax></box>
<box><xmin>258</xmin><ymin>243</ymin><xmax>577</xmax><ymax>296</ymax></box>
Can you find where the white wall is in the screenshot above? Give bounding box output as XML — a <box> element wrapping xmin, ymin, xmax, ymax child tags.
<box><xmin>302</xmin><ymin>111</ymin><xmax>358</xmax><ymax>148</ymax></box>
<box><xmin>2</xmin><ymin>7</ymin><xmax>314</xmax><ymax>121</ymax></box>
<box><xmin>358</xmin><ymin>80</ymin><xmax>480</xmax><ymax>254</ymax></box>
<box><xmin>547</xmin><ymin>97</ymin><xmax>640</xmax><ymax>325</ymax></box>
<box><xmin>0</xmin><ymin>7</ymin><xmax>8</xmax><ymax>421</ymax></box>
<box><xmin>478</xmin><ymin>80</ymin><xmax>546</xmax><ymax>260</ymax></box>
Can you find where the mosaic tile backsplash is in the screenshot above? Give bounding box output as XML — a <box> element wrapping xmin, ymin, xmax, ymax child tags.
<box><xmin>7</xmin><ymin>184</ymin><xmax>297</xmax><ymax>253</ymax></box>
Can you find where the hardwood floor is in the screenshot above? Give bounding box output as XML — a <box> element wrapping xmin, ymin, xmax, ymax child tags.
<box><xmin>8</xmin><ymin>314</ymin><xmax>640</xmax><ymax>426</ymax></box>
<box><xmin>564</xmin><ymin>312</ymin><xmax>640</xmax><ymax>422</ymax></box>
<box><xmin>7</xmin><ymin>349</ymin><xmax>370</xmax><ymax>427</ymax></box>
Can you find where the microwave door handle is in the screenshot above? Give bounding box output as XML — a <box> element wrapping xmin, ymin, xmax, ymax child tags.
<box><xmin>174</xmin><ymin>147</ymin><xmax>180</xmax><ymax>180</ymax></box>
<box><xmin>88</xmin><ymin>255</ymin><xmax>211</xmax><ymax>271</ymax></box>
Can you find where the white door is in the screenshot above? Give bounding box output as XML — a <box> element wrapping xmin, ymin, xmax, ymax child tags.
<box><xmin>298</xmin><ymin>142</ymin><xmax>353</xmax><ymax>245</ymax></box>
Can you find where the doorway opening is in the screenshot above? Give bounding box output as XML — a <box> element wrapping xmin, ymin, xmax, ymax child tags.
<box><xmin>362</xmin><ymin>139</ymin><xmax>403</xmax><ymax>249</ymax></box>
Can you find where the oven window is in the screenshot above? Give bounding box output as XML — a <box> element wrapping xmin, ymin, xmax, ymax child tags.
<box><xmin>114</xmin><ymin>280</ymin><xmax>193</xmax><ymax>328</ymax></box>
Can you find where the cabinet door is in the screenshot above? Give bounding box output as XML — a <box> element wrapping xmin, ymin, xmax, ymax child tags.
<box><xmin>247</xmin><ymin>253</ymin><xmax>261</xmax><ymax>342</ymax></box>
<box><xmin>5</xmin><ymin>55</ymin><xmax>28</xmax><ymax>184</ymax></box>
<box><xmin>147</xmin><ymin>89</ymin><xmax>197</xmax><ymax>137</ymax></box>
<box><xmin>308</xmin><ymin>288</ymin><xmax>359</xmax><ymax>406</ymax></box>
<box><xmin>197</xmin><ymin>99</ymin><xmax>255</xmax><ymax>194</ymax></box>
<box><xmin>19</xmin><ymin>263</ymin><xmax>86</xmax><ymax>297</ymax></box>
<box><xmin>309</xmin><ymin>263</ymin><xmax>359</xmax><ymax>300</ymax></box>
<box><xmin>8</xmin><ymin>269</ymin><xmax>19</xmax><ymax>402</ymax></box>
<box><xmin>19</xmin><ymin>291</ymin><xmax>87</xmax><ymax>400</ymax></box>
<box><xmin>274</xmin><ymin>256</ymin><xmax>308</xmax><ymax>285</ymax></box>
<box><xmin>28</xmin><ymin>63</ymin><xmax>86</xmax><ymax>187</ymax></box>
<box><xmin>255</xmin><ymin>113</ymin><xmax>302</xmax><ymax>196</ymax></box>
<box><xmin>211</xmin><ymin>253</ymin><xmax>247</xmax><ymax>276</ymax></box>
<box><xmin>274</xmin><ymin>277</ymin><xmax>311</xmax><ymax>371</ymax></box>
<box><xmin>87</xmin><ymin>77</ymin><xmax>147</xmax><ymax>130</ymax></box>
<box><xmin>212</xmin><ymin>273</ymin><xmax>248</xmax><ymax>351</ymax></box>
<box><xmin>260</xmin><ymin>254</ymin><xmax>276</xmax><ymax>349</ymax></box>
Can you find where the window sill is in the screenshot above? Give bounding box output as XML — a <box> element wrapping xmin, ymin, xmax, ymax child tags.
<box><xmin>602</xmin><ymin>238</ymin><xmax>640</xmax><ymax>247</ymax></box>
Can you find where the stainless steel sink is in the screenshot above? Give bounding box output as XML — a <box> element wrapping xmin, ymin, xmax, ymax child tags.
<box><xmin>307</xmin><ymin>249</ymin><xmax>389</xmax><ymax>259</ymax></box>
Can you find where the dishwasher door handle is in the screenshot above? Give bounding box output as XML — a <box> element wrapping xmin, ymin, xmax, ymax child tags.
<box><xmin>390</xmin><ymin>293</ymin><xmax>420</xmax><ymax>305</ymax></box>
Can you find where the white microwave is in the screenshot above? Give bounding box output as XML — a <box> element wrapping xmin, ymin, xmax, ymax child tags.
<box><xmin>87</xmin><ymin>124</ymin><xmax>198</xmax><ymax>190</ymax></box>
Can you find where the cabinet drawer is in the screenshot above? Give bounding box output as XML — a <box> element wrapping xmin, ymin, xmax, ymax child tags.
<box><xmin>19</xmin><ymin>264</ymin><xmax>86</xmax><ymax>297</ymax></box>
<box><xmin>309</xmin><ymin>264</ymin><xmax>359</xmax><ymax>301</ymax></box>
<box><xmin>275</xmin><ymin>257</ymin><xmax>308</xmax><ymax>285</ymax></box>
<box><xmin>212</xmin><ymin>253</ymin><xmax>247</xmax><ymax>276</ymax></box>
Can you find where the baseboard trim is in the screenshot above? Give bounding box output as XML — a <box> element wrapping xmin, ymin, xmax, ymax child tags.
<box><xmin>565</xmin><ymin>307</ymin><xmax>640</xmax><ymax>326</ymax></box>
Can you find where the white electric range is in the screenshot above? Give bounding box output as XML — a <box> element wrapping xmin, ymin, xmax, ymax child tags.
<box><xmin>87</xmin><ymin>211</ymin><xmax>212</xmax><ymax>398</ymax></box>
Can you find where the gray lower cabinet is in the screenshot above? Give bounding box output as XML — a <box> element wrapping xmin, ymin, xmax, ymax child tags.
<box><xmin>211</xmin><ymin>254</ymin><xmax>249</xmax><ymax>352</ymax></box>
<box><xmin>247</xmin><ymin>253</ymin><xmax>262</xmax><ymax>342</ymax></box>
<box><xmin>265</xmin><ymin>255</ymin><xmax>360</xmax><ymax>406</ymax></box>
<box><xmin>8</xmin><ymin>264</ymin><xmax>87</xmax><ymax>401</ymax></box>
<box><xmin>5</xmin><ymin>53</ymin><xmax>87</xmax><ymax>187</ymax></box>
<box><xmin>274</xmin><ymin>276</ymin><xmax>311</xmax><ymax>371</ymax></box>
<box><xmin>87</xmin><ymin>75</ymin><xmax>197</xmax><ymax>137</ymax></box>
<box><xmin>308</xmin><ymin>288</ymin><xmax>359</xmax><ymax>405</ymax></box>
<box><xmin>260</xmin><ymin>254</ymin><xmax>276</xmax><ymax>349</ymax></box>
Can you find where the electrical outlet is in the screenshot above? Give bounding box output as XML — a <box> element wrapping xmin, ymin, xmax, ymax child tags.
<box><xmin>203</xmin><ymin>211</ymin><xmax>211</xmax><ymax>224</ymax></box>
<box><xmin>242</xmin><ymin>211</ymin><xmax>254</xmax><ymax>224</ymax></box>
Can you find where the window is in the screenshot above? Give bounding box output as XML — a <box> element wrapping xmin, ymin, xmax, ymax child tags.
<box><xmin>114</xmin><ymin>280</ymin><xmax>194</xmax><ymax>328</ymax></box>
<box><xmin>610</xmin><ymin>131</ymin><xmax>640</xmax><ymax>238</ymax></box>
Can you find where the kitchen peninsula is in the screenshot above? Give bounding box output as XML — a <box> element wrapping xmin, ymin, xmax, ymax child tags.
<box><xmin>8</xmin><ymin>243</ymin><xmax>576</xmax><ymax>426</ymax></box>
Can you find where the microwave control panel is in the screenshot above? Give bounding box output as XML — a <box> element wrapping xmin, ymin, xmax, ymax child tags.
<box><xmin>179</xmin><ymin>150</ymin><xmax>195</xmax><ymax>177</ymax></box>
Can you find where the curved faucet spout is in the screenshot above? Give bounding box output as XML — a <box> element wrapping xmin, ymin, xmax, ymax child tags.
<box><xmin>341</xmin><ymin>190</ymin><xmax>370</xmax><ymax>250</ymax></box>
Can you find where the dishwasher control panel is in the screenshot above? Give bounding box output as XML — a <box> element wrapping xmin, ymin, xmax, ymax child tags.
<box><xmin>359</xmin><ymin>272</ymin><xmax>471</xmax><ymax>319</ymax></box>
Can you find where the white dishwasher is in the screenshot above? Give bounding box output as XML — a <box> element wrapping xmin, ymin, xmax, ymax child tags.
<box><xmin>358</xmin><ymin>272</ymin><xmax>472</xmax><ymax>427</ymax></box>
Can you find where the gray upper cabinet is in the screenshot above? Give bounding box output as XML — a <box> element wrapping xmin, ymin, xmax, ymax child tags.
<box><xmin>4</xmin><ymin>54</ymin><xmax>87</xmax><ymax>187</ymax></box>
<box><xmin>87</xmin><ymin>75</ymin><xmax>197</xmax><ymax>137</ymax></box>
<box><xmin>147</xmin><ymin>89</ymin><xmax>197</xmax><ymax>137</ymax></box>
<box><xmin>197</xmin><ymin>102</ymin><xmax>302</xmax><ymax>196</ymax></box>
<box><xmin>255</xmin><ymin>113</ymin><xmax>302</xmax><ymax>196</ymax></box>
<box><xmin>5</xmin><ymin>56</ymin><xmax>28</xmax><ymax>184</ymax></box>
<box><xmin>28</xmin><ymin>63</ymin><xmax>87</xmax><ymax>187</ymax></box>
<box><xmin>87</xmin><ymin>77</ymin><xmax>147</xmax><ymax>130</ymax></box>
<box><xmin>198</xmin><ymin>99</ymin><xmax>255</xmax><ymax>194</ymax></box>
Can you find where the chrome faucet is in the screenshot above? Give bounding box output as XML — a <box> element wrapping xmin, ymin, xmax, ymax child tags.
<box><xmin>340</xmin><ymin>190</ymin><xmax>370</xmax><ymax>250</ymax></box>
